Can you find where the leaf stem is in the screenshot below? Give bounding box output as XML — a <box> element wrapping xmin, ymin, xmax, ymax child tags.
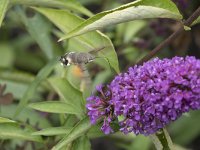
<box><xmin>149</xmin><ymin>128</ymin><xmax>174</xmax><ymax>150</ymax></box>
<box><xmin>137</xmin><ymin>6</ymin><xmax>200</xmax><ymax>65</ymax></box>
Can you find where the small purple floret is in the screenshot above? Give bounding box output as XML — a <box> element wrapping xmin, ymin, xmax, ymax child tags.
<box><xmin>86</xmin><ymin>56</ymin><xmax>200</xmax><ymax>135</ymax></box>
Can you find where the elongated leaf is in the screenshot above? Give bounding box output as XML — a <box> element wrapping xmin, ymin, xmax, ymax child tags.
<box><xmin>72</xmin><ymin>136</ymin><xmax>91</xmax><ymax>150</ymax></box>
<box><xmin>0</xmin><ymin>123</ymin><xmax>43</xmax><ymax>142</ymax></box>
<box><xmin>11</xmin><ymin>0</ymin><xmax>93</xmax><ymax>17</ymax></box>
<box><xmin>48</xmin><ymin>77</ymin><xmax>84</xmax><ymax>112</ymax></box>
<box><xmin>59</xmin><ymin>0</ymin><xmax>182</xmax><ymax>40</ymax></box>
<box><xmin>33</xmin><ymin>7</ymin><xmax>119</xmax><ymax>73</ymax></box>
<box><xmin>0</xmin><ymin>0</ymin><xmax>9</xmax><ymax>27</ymax></box>
<box><xmin>29</xmin><ymin>101</ymin><xmax>82</xmax><ymax>115</ymax></box>
<box><xmin>14</xmin><ymin>58</ymin><xmax>58</xmax><ymax>117</ymax></box>
<box><xmin>32</xmin><ymin>127</ymin><xmax>71</xmax><ymax>136</ymax></box>
<box><xmin>16</xmin><ymin>8</ymin><xmax>54</xmax><ymax>59</ymax></box>
<box><xmin>0</xmin><ymin>117</ymin><xmax>15</xmax><ymax>123</ymax></box>
<box><xmin>52</xmin><ymin>117</ymin><xmax>91</xmax><ymax>150</ymax></box>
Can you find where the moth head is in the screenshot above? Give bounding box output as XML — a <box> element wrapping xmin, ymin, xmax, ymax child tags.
<box><xmin>59</xmin><ymin>55</ymin><xmax>69</xmax><ymax>66</ymax></box>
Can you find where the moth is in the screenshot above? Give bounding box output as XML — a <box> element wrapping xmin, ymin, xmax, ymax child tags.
<box><xmin>59</xmin><ymin>47</ymin><xmax>105</xmax><ymax>66</ymax></box>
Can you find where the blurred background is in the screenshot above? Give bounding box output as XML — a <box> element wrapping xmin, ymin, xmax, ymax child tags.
<box><xmin>0</xmin><ymin>0</ymin><xmax>200</xmax><ymax>150</ymax></box>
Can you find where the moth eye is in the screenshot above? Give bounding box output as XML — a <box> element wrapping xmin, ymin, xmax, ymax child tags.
<box><xmin>64</xmin><ymin>59</ymin><xmax>69</xmax><ymax>65</ymax></box>
<box><xmin>59</xmin><ymin>56</ymin><xmax>68</xmax><ymax>65</ymax></box>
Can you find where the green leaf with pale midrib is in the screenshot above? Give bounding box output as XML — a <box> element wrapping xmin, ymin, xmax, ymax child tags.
<box><xmin>29</xmin><ymin>101</ymin><xmax>82</xmax><ymax>115</ymax></box>
<box><xmin>32</xmin><ymin>126</ymin><xmax>71</xmax><ymax>136</ymax></box>
<box><xmin>11</xmin><ymin>0</ymin><xmax>93</xmax><ymax>17</ymax></box>
<box><xmin>33</xmin><ymin>7</ymin><xmax>119</xmax><ymax>73</ymax></box>
<box><xmin>59</xmin><ymin>0</ymin><xmax>182</xmax><ymax>41</ymax></box>
<box><xmin>0</xmin><ymin>123</ymin><xmax>43</xmax><ymax>142</ymax></box>
<box><xmin>0</xmin><ymin>0</ymin><xmax>9</xmax><ymax>27</ymax></box>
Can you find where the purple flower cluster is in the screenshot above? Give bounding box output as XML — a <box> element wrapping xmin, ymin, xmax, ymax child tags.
<box><xmin>86</xmin><ymin>85</ymin><xmax>114</xmax><ymax>134</ymax></box>
<box><xmin>86</xmin><ymin>56</ymin><xmax>200</xmax><ymax>135</ymax></box>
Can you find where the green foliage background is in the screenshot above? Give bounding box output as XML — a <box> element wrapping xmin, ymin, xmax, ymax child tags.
<box><xmin>0</xmin><ymin>0</ymin><xmax>200</xmax><ymax>150</ymax></box>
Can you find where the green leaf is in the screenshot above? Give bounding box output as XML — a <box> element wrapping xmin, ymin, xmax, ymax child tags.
<box><xmin>127</xmin><ymin>135</ymin><xmax>151</xmax><ymax>150</ymax></box>
<box><xmin>1</xmin><ymin>104</ymin><xmax>51</xmax><ymax>129</ymax></box>
<box><xmin>14</xmin><ymin>58</ymin><xmax>58</xmax><ymax>117</ymax></box>
<box><xmin>11</xmin><ymin>0</ymin><xmax>93</xmax><ymax>17</ymax></box>
<box><xmin>72</xmin><ymin>136</ymin><xmax>91</xmax><ymax>150</ymax></box>
<box><xmin>0</xmin><ymin>43</ymin><xmax>14</xmax><ymax>67</ymax></box>
<box><xmin>16</xmin><ymin>8</ymin><xmax>54</xmax><ymax>59</ymax></box>
<box><xmin>32</xmin><ymin>126</ymin><xmax>71</xmax><ymax>136</ymax></box>
<box><xmin>52</xmin><ymin>117</ymin><xmax>92</xmax><ymax>150</ymax></box>
<box><xmin>120</xmin><ymin>20</ymin><xmax>147</xmax><ymax>43</ymax></box>
<box><xmin>33</xmin><ymin>7</ymin><xmax>120</xmax><ymax>73</ymax></box>
<box><xmin>87</xmin><ymin>124</ymin><xmax>105</xmax><ymax>138</ymax></box>
<box><xmin>59</xmin><ymin>0</ymin><xmax>182</xmax><ymax>40</ymax></box>
<box><xmin>48</xmin><ymin>77</ymin><xmax>84</xmax><ymax>112</ymax></box>
<box><xmin>0</xmin><ymin>0</ymin><xmax>9</xmax><ymax>27</ymax></box>
<box><xmin>0</xmin><ymin>117</ymin><xmax>15</xmax><ymax>123</ymax></box>
<box><xmin>29</xmin><ymin>101</ymin><xmax>82</xmax><ymax>115</ymax></box>
<box><xmin>183</xmin><ymin>25</ymin><xmax>191</xmax><ymax>31</ymax></box>
<box><xmin>170</xmin><ymin>111</ymin><xmax>200</xmax><ymax>145</ymax></box>
<box><xmin>92</xmin><ymin>70</ymin><xmax>111</xmax><ymax>89</ymax></box>
<box><xmin>0</xmin><ymin>123</ymin><xmax>43</xmax><ymax>142</ymax></box>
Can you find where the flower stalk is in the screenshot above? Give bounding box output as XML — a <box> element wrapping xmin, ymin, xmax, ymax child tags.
<box><xmin>137</xmin><ymin>6</ymin><xmax>200</xmax><ymax>65</ymax></box>
<box><xmin>150</xmin><ymin>128</ymin><xmax>174</xmax><ymax>150</ymax></box>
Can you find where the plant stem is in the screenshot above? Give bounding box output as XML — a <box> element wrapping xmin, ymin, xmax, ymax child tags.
<box><xmin>149</xmin><ymin>128</ymin><xmax>174</xmax><ymax>150</ymax></box>
<box><xmin>137</xmin><ymin>6</ymin><xmax>200</xmax><ymax>65</ymax></box>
